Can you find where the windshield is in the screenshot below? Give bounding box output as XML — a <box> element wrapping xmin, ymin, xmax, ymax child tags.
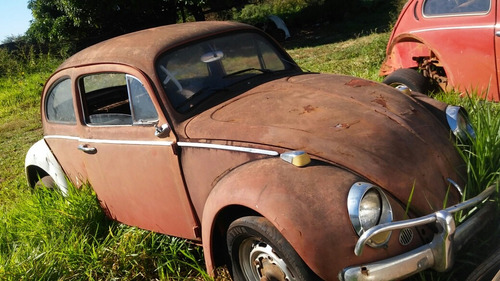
<box><xmin>156</xmin><ymin>32</ymin><xmax>292</xmax><ymax>112</ymax></box>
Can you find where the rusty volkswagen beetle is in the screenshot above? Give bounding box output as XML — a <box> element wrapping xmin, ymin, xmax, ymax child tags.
<box><xmin>25</xmin><ymin>21</ymin><xmax>496</xmax><ymax>281</ymax></box>
<box><xmin>381</xmin><ymin>0</ymin><xmax>500</xmax><ymax>101</ymax></box>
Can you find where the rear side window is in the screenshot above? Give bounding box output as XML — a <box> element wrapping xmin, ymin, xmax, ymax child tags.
<box><xmin>46</xmin><ymin>78</ymin><xmax>76</xmax><ymax>123</ymax></box>
<box><xmin>423</xmin><ymin>0</ymin><xmax>491</xmax><ymax>16</ymax></box>
<box><xmin>80</xmin><ymin>73</ymin><xmax>158</xmax><ymax>126</ymax></box>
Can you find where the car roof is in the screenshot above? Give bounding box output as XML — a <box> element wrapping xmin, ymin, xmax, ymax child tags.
<box><xmin>56</xmin><ymin>21</ymin><xmax>256</xmax><ymax>72</ymax></box>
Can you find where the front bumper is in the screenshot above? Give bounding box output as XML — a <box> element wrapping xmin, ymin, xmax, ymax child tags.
<box><xmin>340</xmin><ymin>185</ymin><xmax>497</xmax><ymax>281</ymax></box>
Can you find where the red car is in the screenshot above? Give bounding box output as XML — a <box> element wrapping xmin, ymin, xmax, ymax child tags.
<box><xmin>24</xmin><ymin>21</ymin><xmax>496</xmax><ymax>280</ymax></box>
<box><xmin>381</xmin><ymin>0</ymin><xmax>500</xmax><ymax>101</ymax></box>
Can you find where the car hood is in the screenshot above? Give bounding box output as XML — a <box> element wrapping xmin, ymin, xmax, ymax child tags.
<box><xmin>183</xmin><ymin>73</ymin><xmax>464</xmax><ymax>214</ymax></box>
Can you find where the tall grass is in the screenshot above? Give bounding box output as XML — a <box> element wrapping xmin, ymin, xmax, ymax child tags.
<box><xmin>434</xmin><ymin>92</ymin><xmax>500</xmax><ymax>198</ymax></box>
<box><xmin>0</xmin><ymin>184</ymin><xmax>207</xmax><ymax>280</ymax></box>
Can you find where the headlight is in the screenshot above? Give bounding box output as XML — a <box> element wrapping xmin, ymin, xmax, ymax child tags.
<box><xmin>446</xmin><ymin>105</ymin><xmax>476</xmax><ymax>142</ymax></box>
<box><xmin>347</xmin><ymin>182</ymin><xmax>393</xmax><ymax>247</ymax></box>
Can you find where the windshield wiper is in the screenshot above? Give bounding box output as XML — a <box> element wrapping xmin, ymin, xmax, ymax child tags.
<box><xmin>223</xmin><ymin>68</ymin><xmax>273</xmax><ymax>78</ymax></box>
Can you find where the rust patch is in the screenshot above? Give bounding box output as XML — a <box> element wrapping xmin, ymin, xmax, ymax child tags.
<box><xmin>300</xmin><ymin>105</ymin><xmax>317</xmax><ymax>114</ymax></box>
<box><xmin>371</xmin><ymin>95</ymin><xmax>387</xmax><ymax>108</ymax></box>
<box><xmin>346</xmin><ymin>79</ymin><xmax>377</xmax><ymax>88</ymax></box>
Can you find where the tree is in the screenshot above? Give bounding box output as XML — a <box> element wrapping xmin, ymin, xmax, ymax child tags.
<box><xmin>27</xmin><ymin>0</ymin><xmax>179</xmax><ymax>52</ymax></box>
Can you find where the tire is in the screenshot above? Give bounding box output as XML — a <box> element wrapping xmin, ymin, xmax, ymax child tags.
<box><xmin>383</xmin><ymin>68</ymin><xmax>431</xmax><ymax>94</ymax></box>
<box><xmin>34</xmin><ymin>175</ymin><xmax>56</xmax><ymax>189</ymax></box>
<box><xmin>227</xmin><ymin>216</ymin><xmax>318</xmax><ymax>281</ymax></box>
<box><xmin>465</xmin><ymin>245</ymin><xmax>500</xmax><ymax>281</ymax></box>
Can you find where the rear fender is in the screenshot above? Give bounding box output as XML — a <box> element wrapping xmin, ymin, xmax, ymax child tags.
<box><xmin>25</xmin><ymin>139</ymin><xmax>68</xmax><ymax>194</ymax></box>
<box><xmin>201</xmin><ymin>157</ymin><xmax>412</xmax><ymax>280</ymax></box>
<box><xmin>380</xmin><ymin>34</ymin><xmax>434</xmax><ymax>76</ymax></box>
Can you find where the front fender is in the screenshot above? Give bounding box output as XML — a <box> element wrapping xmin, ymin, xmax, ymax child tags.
<box><xmin>25</xmin><ymin>139</ymin><xmax>68</xmax><ymax>194</ymax></box>
<box><xmin>201</xmin><ymin>158</ymin><xmax>414</xmax><ymax>280</ymax></box>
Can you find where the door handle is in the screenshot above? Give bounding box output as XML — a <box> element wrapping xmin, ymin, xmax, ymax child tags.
<box><xmin>78</xmin><ymin>144</ymin><xmax>97</xmax><ymax>154</ymax></box>
<box><xmin>496</xmin><ymin>31</ymin><xmax>500</xmax><ymax>37</ymax></box>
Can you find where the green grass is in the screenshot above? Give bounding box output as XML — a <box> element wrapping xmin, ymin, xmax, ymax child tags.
<box><xmin>287</xmin><ymin>32</ymin><xmax>389</xmax><ymax>81</ymax></box>
<box><xmin>0</xmin><ymin>19</ymin><xmax>498</xmax><ymax>281</ymax></box>
<box><xmin>434</xmin><ymin>93</ymin><xmax>500</xmax><ymax>197</ymax></box>
<box><xmin>0</xmin><ymin>185</ymin><xmax>207</xmax><ymax>280</ymax></box>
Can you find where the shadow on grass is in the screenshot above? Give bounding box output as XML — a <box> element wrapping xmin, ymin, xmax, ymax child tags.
<box><xmin>277</xmin><ymin>0</ymin><xmax>402</xmax><ymax>50</ymax></box>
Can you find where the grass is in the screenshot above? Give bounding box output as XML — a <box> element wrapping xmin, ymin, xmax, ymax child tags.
<box><xmin>435</xmin><ymin>93</ymin><xmax>500</xmax><ymax>197</ymax></box>
<box><xmin>0</xmin><ymin>185</ymin><xmax>207</xmax><ymax>280</ymax></box>
<box><xmin>287</xmin><ymin>32</ymin><xmax>389</xmax><ymax>81</ymax></box>
<box><xmin>0</xmin><ymin>12</ymin><xmax>498</xmax><ymax>281</ymax></box>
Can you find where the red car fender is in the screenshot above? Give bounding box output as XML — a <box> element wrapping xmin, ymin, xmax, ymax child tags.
<box><xmin>201</xmin><ymin>158</ymin><xmax>415</xmax><ymax>280</ymax></box>
<box><xmin>380</xmin><ymin>33</ymin><xmax>436</xmax><ymax>75</ymax></box>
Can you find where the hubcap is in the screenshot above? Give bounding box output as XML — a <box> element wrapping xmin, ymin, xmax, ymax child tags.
<box><xmin>239</xmin><ymin>239</ymin><xmax>296</xmax><ymax>281</ymax></box>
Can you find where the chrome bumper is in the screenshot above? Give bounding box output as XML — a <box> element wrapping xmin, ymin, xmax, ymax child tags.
<box><xmin>340</xmin><ymin>185</ymin><xmax>497</xmax><ymax>281</ymax></box>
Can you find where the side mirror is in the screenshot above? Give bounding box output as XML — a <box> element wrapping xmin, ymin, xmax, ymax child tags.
<box><xmin>154</xmin><ymin>123</ymin><xmax>170</xmax><ymax>138</ymax></box>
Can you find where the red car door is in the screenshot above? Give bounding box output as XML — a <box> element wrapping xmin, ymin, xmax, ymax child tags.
<box><xmin>75</xmin><ymin>65</ymin><xmax>199</xmax><ymax>240</ymax></box>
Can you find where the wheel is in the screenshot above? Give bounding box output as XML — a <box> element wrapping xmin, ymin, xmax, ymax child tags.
<box><xmin>34</xmin><ymin>175</ymin><xmax>56</xmax><ymax>189</ymax></box>
<box><xmin>465</xmin><ymin>245</ymin><xmax>500</xmax><ymax>281</ymax></box>
<box><xmin>227</xmin><ymin>216</ymin><xmax>318</xmax><ymax>281</ymax></box>
<box><xmin>383</xmin><ymin>68</ymin><xmax>431</xmax><ymax>94</ymax></box>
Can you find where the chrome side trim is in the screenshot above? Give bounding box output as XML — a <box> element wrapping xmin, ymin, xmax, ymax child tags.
<box><xmin>44</xmin><ymin>135</ymin><xmax>80</xmax><ymax>141</ymax></box>
<box><xmin>80</xmin><ymin>138</ymin><xmax>173</xmax><ymax>146</ymax></box>
<box><xmin>44</xmin><ymin>135</ymin><xmax>279</xmax><ymax>154</ymax></box>
<box><xmin>44</xmin><ymin>135</ymin><xmax>174</xmax><ymax>146</ymax></box>
<box><xmin>177</xmin><ymin>142</ymin><xmax>279</xmax><ymax>156</ymax></box>
<box><xmin>409</xmin><ymin>25</ymin><xmax>495</xmax><ymax>34</ymax></box>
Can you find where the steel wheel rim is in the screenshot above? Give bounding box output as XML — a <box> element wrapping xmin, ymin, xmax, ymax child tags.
<box><xmin>389</xmin><ymin>83</ymin><xmax>411</xmax><ymax>95</ymax></box>
<box><xmin>238</xmin><ymin>238</ymin><xmax>296</xmax><ymax>281</ymax></box>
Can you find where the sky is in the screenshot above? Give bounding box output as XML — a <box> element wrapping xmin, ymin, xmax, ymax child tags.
<box><xmin>0</xmin><ymin>1</ymin><xmax>32</xmax><ymax>42</ymax></box>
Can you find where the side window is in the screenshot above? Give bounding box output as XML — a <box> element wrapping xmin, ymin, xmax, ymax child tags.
<box><xmin>423</xmin><ymin>0</ymin><xmax>490</xmax><ymax>16</ymax></box>
<box><xmin>126</xmin><ymin>75</ymin><xmax>158</xmax><ymax>123</ymax></box>
<box><xmin>46</xmin><ymin>78</ymin><xmax>76</xmax><ymax>123</ymax></box>
<box><xmin>80</xmin><ymin>73</ymin><xmax>157</xmax><ymax>126</ymax></box>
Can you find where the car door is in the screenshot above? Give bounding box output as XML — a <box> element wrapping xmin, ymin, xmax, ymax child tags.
<box><xmin>75</xmin><ymin>64</ymin><xmax>199</xmax><ymax>240</ymax></box>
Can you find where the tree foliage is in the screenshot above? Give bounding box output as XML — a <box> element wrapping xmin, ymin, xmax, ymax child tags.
<box><xmin>27</xmin><ymin>0</ymin><xmax>179</xmax><ymax>52</ymax></box>
<box><xmin>25</xmin><ymin>0</ymin><xmax>368</xmax><ymax>54</ymax></box>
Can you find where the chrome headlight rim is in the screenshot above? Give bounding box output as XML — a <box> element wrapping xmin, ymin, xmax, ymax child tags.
<box><xmin>446</xmin><ymin>105</ymin><xmax>476</xmax><ymax>142</ymax></box>
<box><xmin>347</xmin><ymin>182</ymin><xmax>393</xmax><ymax>248</ymax></box>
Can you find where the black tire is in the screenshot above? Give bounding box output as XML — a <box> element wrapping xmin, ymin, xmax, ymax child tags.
<box><xmin>383</xmin><ymin>68</ymin><xmax>431</xmax><ymax>94</ymax></box>
<box><xmin>465</xmin><ymin>245</ymin><xmax>500</xmax><ymax>281</ymax></box>
<box><xmin>227</xmin><ymin>216</ymin><xmax>318</xmax><ymax>281</ymax></box>
<box><xmin>34</xmin><ymin>175</ymin><xmax>56</xmax><ymax>189</ymax></box>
